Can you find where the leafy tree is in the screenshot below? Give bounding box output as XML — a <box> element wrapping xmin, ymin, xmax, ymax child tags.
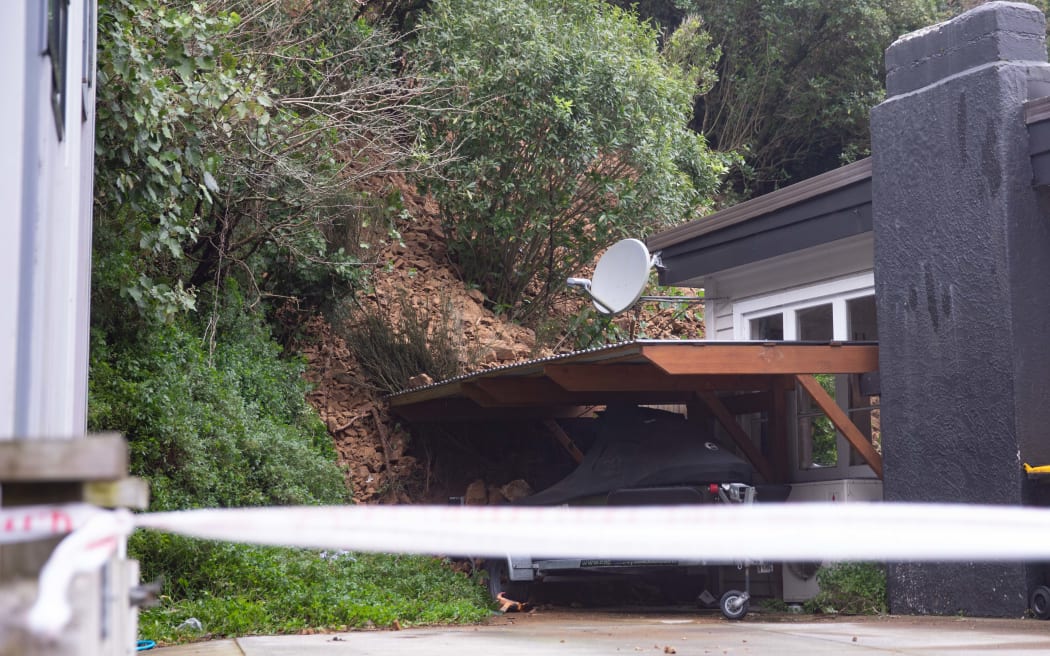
<box><xmin>606</xmin><ymin>0</ymin><xmax>692</xmax><ymax>36</ymax></box>
<box><xmin>413</xmin><ymin>0</ymin><xmax>730</xmax><ymax>321</ymax></box>
<box><xmin>90</xmin><ymin>0</ymin><xmax>379</xmax><ymax>512</ymax></box>
<box><xmin>677</xmin><ymin>0</ymin><xmax>936</xmax><ymax>195</ymax></box>
<box><xmin>94</xmin><ymin>0</ymin><xmax>452</xmax><ymax>326</ymax></box>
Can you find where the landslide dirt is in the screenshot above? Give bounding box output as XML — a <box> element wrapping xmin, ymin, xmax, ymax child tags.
<box><xmin>297</xmin><ymin>177</ymin><xmax>703</xmax><ymax>504</ymax></box>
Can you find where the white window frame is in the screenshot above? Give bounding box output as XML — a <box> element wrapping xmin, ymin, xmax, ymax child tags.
<box><xmin>733</xmin><ymin>272</ymin><xmax>874</xmax><ymax>341</ymax></box>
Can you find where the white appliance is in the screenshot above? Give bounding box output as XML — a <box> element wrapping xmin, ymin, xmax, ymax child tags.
<box><xmin>782</xmin><ymin>479</ymin><xmax>883</xmax><ymax>602</ymax></box>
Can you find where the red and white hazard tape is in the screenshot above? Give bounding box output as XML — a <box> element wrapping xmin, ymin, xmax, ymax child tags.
<box><xmin>133</xmin><ymin>503</ymin><xmax>1050</xmax><ymax>563</ymax></box>
<box><xmin>19</xmin><ymin>501</ymin><xmax>1050</xmax><ymax>637</ymax></box>
<box><xmin>25</xmin><ymin>508</ymin><xmax>133</xmax><ymax>637</ymax></box>
<box><xmin>0</xmin><ymin>503</ymin><xmax>102</xmax><ymax>545</ymax></box>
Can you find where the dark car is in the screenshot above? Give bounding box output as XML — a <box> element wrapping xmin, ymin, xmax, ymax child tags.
<box><xmin>482</xmin><ymin>406</ymin><xmax>786</xmax><ymax>620</ymax></box>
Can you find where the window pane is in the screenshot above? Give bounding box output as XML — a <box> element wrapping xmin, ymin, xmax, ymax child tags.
<box><xmin>848</xmin><ymin>296</ymin><xmax>878</xmax><ymax>341</ymax></box>
<box><xmin>848</xmin><ymin>380</ymin><xmax>881</xmax><ymax>466</ymax></box>
<box><xmin>797</xmin><ymin>374</ymin><xmax>837</xmax><ymax>469</ymax></box>
<box><xmin>798</xmin><ymin>414</ymin><xmax>838</xmax><ymax>469</ymax></box>
<box><xmin>750</xmin><ymin>314</ymin><xmax>783</xmax><ymax>340</ymax></box>
<box><xmin>797</xmin><ymin>304</ymin><xmax>833</xmax><ymax>341</ymax></box>
<box><xmin>48</xmin><ymin>0</ymin><xmax>68</xmax><ymax>141</ymax></box>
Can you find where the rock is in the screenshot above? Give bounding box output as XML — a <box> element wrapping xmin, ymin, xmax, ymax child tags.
<box><xmin>500</xmin><ymin>479</ymin><xmax>534</xmax><ymax>501</ymax></box>
<box><xmin>487</xmin><ymin>484</ymin><xmax>507</xmax><ymax>505</ymax></box>
<box><xmin>492</xmin><ymin>345</ymin><xmax>518</xmax><ymax>361</ymax></box>
<box><xmin>465</xmin><ymin>479</ymin><xmax>488</xmax><ymax>505</ymax></box>
<box><xmin>407</xmin><ymin>372</ymin><xmax>434</xmax><ymax>388</ymax></box>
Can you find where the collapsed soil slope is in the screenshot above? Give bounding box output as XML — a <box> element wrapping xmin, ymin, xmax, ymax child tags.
<box><xmin>299</xmin><ymin>179</ymin><xmax>703</xmax><ymax>504</ymax></box>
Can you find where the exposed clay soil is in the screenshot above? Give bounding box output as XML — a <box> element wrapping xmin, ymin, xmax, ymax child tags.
<box><xmin>297</xmin><ymin>177</ymin><xmax>703</xmax><ymax>504</ymax></box>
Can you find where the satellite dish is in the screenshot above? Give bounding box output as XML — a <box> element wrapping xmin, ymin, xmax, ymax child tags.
<box><xmin>567</xmin><ymin>239</ymin><xmax>706</xmax><ymax>317</ymax></box>
<box><xmin>568</xmin><ymin>238</ymin><xmax>653</xmax><ymax>315</ymax></box>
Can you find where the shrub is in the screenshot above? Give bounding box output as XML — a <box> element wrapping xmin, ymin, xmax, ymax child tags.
<box><xmin>88</xmin><ymin>308</ymin><xmax>347</xmax><ymax>511</ymax></box>
<box><xmin>337</xmin><ymin>295</ymin><xmax>465</xmax><ymax>394</ymax></box>
<box><xmin>805</xmin><ymin>562</ymin><xmax>888</xmax><ymax>615</ymax></box>
<box><xmin>413</xmin><ymin>0</ymin><xmax>729</xmax><ymax>321</ymax></box>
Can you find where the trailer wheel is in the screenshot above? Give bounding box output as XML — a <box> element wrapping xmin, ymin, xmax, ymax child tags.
<box><xmin>719</xmin><ymin>590</ymin><xmax>749</xmax><ymax>621</ymax></box>
<box><xmin>1030</xmin><ymin>586</ymin><xmax>1050</xmax><ymax>620</ymax></box>
<box><xmin>484</xmin><ymin>558</ymin><xmax>529</xmax><ymax>602</ymax></box>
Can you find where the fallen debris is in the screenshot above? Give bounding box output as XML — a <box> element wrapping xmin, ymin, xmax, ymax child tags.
<box><xmin>495</xmin><ymin>592</ymin><xmax>530</xmax><ymax>613</ymax></box>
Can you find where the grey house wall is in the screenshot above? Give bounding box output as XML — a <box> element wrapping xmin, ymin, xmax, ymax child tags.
<box><xmin>871</xmin><ymin>2</ymin><xmax>1050</xmax><ymax>617</ymax></box>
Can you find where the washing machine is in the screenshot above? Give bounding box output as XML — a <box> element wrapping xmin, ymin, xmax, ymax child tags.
<box><xmin>782</xmin><ymin>479</ymin><xmax>883</xmax><ymax>602</ymax></box>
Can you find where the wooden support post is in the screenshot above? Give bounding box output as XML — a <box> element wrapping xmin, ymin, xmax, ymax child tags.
<box><xmin>697</xmin><ymin>391</ymin><xmax>776</xmax><ymax>482</ymax></box>
<box><xmin>542</xmin><ymin>420</ymin><xmax>585</xmax><ymax>464</ymax></box>
<box><xmin>795</xmin><ymin>374</ymin><xmax>883</xmax><ymax>479</ymax></box>
<box><xmin>770</xmin><ymin>377</ymin><xmax>792</xmax><ymax>482</ymax></box>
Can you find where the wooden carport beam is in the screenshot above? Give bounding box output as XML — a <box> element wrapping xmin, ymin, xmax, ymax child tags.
<box><xmin>462</xmin><ymin>377</ymin><xmax>696</xmax><ymax>407</ymax></box>
<box><xmin>697</xmin><ymin>391</ymin><xmax>777</xmax><ymax>483</ymax></box>
<box><xmin>642</xmin><ymin>343</ymin><xmax>879</xmax><ymax>375</ymax></box>
<box><xmin>795</xmin><ymin>374</ymin><xmax>884</xmax><ymax>479</ymax></box>
<box><xmin>461</xmin><ymin>378</ymin><xmax>567</xmax><ymax>407</ymax></box>
<box><xmin>545</xmin><ymin>364</ymin><xmax>785</xmax><ymax>393</ymax></box>
<box><xmin>387</xmin><ymin>397</ymin><xmax>594</xmax><ymax>422</ymax></box>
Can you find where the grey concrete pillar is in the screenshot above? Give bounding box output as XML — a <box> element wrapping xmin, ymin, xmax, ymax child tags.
<box><xmin>872</xmin><ymin>2</ymin><xmax>1050</xmax><ymax>617</ymax></box>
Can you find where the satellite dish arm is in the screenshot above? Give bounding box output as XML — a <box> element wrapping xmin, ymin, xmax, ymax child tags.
<box><xmin>565</xmin><ymin>278</ymin><xmax>617</xmax><ymax>314</ymax></box>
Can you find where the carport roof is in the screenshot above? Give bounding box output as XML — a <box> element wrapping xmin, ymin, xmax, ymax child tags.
<box><xmin>386</xmin><ymin>339</ymin><xmax>878</xmax><ymax>422</ymax></box>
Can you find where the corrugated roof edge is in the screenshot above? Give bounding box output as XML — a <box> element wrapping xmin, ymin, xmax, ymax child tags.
<box><xmin>383</xmin><ymin>339</ymin><xmax>698</xmax><ymax>399</ymax></box>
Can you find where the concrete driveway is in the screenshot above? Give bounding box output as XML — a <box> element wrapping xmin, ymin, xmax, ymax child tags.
<box><xmin>154</xmin><ymin>609</ymin><xmax>1050</xmax><ymax>655</ymax></box>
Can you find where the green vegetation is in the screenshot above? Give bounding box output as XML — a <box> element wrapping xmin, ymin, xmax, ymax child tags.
<box><xmin>337</xmin><ymin>296</ymin><xmax>466</xmax><ymax>395</ymax></box>
<box><xmin>805</xmin><ymin>562</ymin><xmax>888</xmax><ymax>615</ymax></box>
<box><xmin>90</xmin><ymin>0</ymin><xmax>939</xmax><ymax>642</ymax></box>
<box><xmin>603</xmin><ymin>0</ymin><xmax>936</xmax><ymax>196</ymax></box>
<box><xmin>90</xmin><ymin>0</ymin><xmax>493</xmax><ymax>641</ymax></box>
<box><xmin>682</xmin><ymin>0</ymin><xmax>936</xmax><ymax>195</ymax></box>
<box><xmin>414</xmin><ymin>0</ymin><xmax>730</xmax><ymax>320</ymax></box>
<box><xmin>94</xmin><ymin>0</ymin><xmax>451</xmax><ymax>323</ymax></box>
<box><xmin>88</xmin><ymin>302</ymin><xmax>347</xmax><ymax>511</ymax></box>
<box><xmin>135</xmin><ymin>540</ymin><xmax>490</xmax><ymax>642</ymax></box>
<box><xmin>808</xmin><ymin>374</ymin><xmax>839</xmax><ymax>468</ymax></box>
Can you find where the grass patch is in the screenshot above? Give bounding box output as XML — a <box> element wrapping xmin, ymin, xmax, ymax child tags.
<box><xmin>137</xmin><ymin>539</ymin><xmax>492</xmax><ymax>644</ymax></box>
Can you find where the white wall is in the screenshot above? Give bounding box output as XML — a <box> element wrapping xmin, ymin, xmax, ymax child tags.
<box><xmin>703</xmin><ymin>233</ymin><xmax>874</xmax><ymax>341</ymax></box>
<box><xmin>0</xmin><ymin>1</ymin><xmax>96</xmax><ymax>439</ymax></box>
<box><xmin>0</xmin><ymin>3</ymin><xmax>29</xmax><ymax>439</ymax></box>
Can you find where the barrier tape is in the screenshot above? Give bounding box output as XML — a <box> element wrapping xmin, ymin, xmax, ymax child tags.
<box><xmin>133</xmin><ymin>503</ymin><xmax>1050</xmax><ymax>562</ymax></box>
<box><xmin>0</xmin><ymin>503</ymin><xmax>102</xmax><ymax>545</ymax></box>
<box><xmin>26</xmin><ymin>509</ymin><xmax>133</xmax><ymax>638</ymax></box>
<box><xmin>21</xmin><ymin>501</ymin><xmax>1050</xmax><ymax>637</ymax></box>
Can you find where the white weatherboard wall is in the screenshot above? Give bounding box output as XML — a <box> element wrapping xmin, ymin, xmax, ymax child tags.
<box><xmin>702</xmin><ymin>234</ymin><xmax>874</xmax><ymax>341</ymax></box>
<box><xmin>1</xmin><ymin>1</ymin><xmax>97</xmax><ymax>440</ymax></box>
